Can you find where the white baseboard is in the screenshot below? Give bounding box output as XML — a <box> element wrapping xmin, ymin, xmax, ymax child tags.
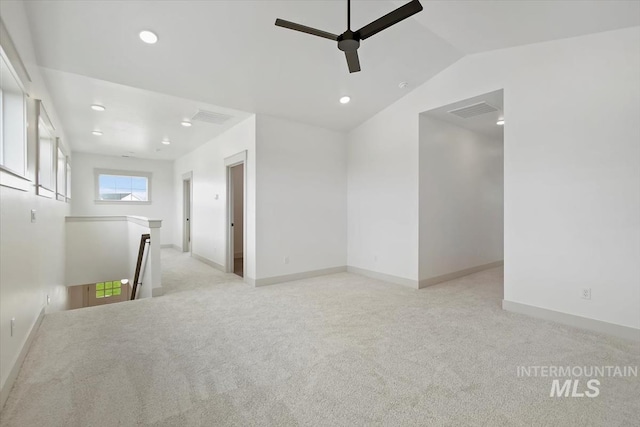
<box><xmin>161</xmin><ymin>244</ymin><xmax>181</xmax><ymax>250</ymax></box>
<box><xmin>254</xmin><ymin>266</ymin><xmax>347</xmax><ymax>287</ymax></box>
<box><xmin>347</xmin><ymin>266</ymin><xmax>418</xmax><ymax>289</ymax></box>
<box><xmin>502</xmin><ymin>300</ymin><xmax>640</xmax><ymax>342</ymax></box>
<box><xmin>419</xmin><ymin>260</ymin><xmax>503</xmax><ymax>289</ymax></box>
<box><xmin>191</xmin><ymin>253</ymin><xmax>225</xmax><ymax>272</ymax></box>
<box><xmin>1</xmin><ymin>307</ymin><xmax>45</xmax><ymax>411</ymax></box>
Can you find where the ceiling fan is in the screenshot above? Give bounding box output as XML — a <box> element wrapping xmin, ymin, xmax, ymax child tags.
<box><xmin>275</xmin><ymin>0</ymin><xmax>423</xmax><ymax>73</ymax></box>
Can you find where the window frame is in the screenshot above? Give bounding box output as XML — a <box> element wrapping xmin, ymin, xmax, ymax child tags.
<box><xmin>94</xmin><ymin>168</ymin><xmax>152</xmax><ymax>205</ymax></box>
<box><xmin>0</xmin><ymin>45</ymin><xmax>29</xmax><ymax>190</ymax></box>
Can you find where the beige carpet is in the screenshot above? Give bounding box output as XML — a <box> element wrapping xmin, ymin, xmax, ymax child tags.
<box><xmin>1</xmin><ymin>249</ymin><xmax>638</xmax><ymax>426</ymax></box>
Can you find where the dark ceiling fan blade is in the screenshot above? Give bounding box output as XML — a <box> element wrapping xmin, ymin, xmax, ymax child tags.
<box><xmin>275</xmin><ymin>18</ymin><xmax>338</xmax><ymax>41</ymax></box>
<box><xmin>345</xmin><ymin>50</ymin><xmax>361</xmax><ymax>73</ymax></box>
<box><xmin>356</xmin><ymin>0</ymin><xmax>423</xmax><ymax>40</ymax></box>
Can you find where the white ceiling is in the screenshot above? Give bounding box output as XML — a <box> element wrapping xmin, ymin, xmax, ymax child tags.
<box><xmin>423</xmin><ymin>90</ymin><xmax>504</xmax><ymax>140</ymax></box>
<box><xmin>21</xmin><ymin>0</ymin><xmax>640</xmax><ymax>159</ymax></box>
<box><xmin>413</xmin><ymin>0</ymin><xmax>640</xmax><ymax>54</ymax></box>
<box><xmin>40</xmin><ymin>68</ymin><xmax>251</xmax><ymax>160</ymax></box>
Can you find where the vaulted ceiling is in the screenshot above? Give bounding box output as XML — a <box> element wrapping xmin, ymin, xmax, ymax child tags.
<box><xmin>19</xmin><ymin>0</ymin><xmax>640</xmax><ymax>159</ymax></box>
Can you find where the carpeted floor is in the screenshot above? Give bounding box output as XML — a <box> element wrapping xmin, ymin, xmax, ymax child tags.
<box><xmin>1</xmin><ymin>249</ymin><xmax>638</xmax><ymax>426</ymax></box>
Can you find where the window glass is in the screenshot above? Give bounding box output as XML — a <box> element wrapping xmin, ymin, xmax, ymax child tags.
<box><xmin>95</xmin><ymin>281</ymin><xmax>122</xmax><ymax>299</ymax></box>
<box><xmin>66</xmin><ymin>160</ymin><xmax>71</xmax><ymax>200</ymax></box>
<box><xmin>57</xmin><ymin>146</ymin><xmax>66</xmax><ymax>197</ymax></box>
<box><xmin>98</xmin><ymin>173</ymin><xmax>149</xmax><ymax>201</ymax></box>
<box><xmin>0</xmin><ymin>54</ymin><xmax>27</xmax><ymax>176</ymax></box>
<box><xmin>38</xmin><ymin>117</ymin><xmax>54</xmax><ymax>190</ymax></box>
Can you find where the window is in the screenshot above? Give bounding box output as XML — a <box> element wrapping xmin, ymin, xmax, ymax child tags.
<box><xmin>66</xmin><ymin>159</ymin><xmax>71</xmax><ymax>201</ymax></box>
<box><xmin>96</xmin><ymin>281</ymin><xmax>123</xmax><ymax>298</ymax></box>
<box><xmin>95</xmin><ymin>169</ymin><xmax>151</xmax><ymax>203</ymax></box>
<box><xmin>36</xmin><ymin>101</ymin><xmax>56</xmax><ymax>197</ymax></box>
<box><xmin>56</xmin><ymin>142</ymin><xmax>67</xmax><ymax>201</ymax></box>
<box><xmin>0</xmin><ymin>48</ymin><xmax>27</xmax><ymax>179</ymax></box>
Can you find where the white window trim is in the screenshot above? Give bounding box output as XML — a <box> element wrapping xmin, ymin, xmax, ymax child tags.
<box><xmin>0</xmin><ymin>45</ymin><xmax>29</xmax><ymax>191</ymax></box>
<box><xmin>94</xmin><ymin>168</ymin><xmax>152</xmax><ymax>205</ymax></box>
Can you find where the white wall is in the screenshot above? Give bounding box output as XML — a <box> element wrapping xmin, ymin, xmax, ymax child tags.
<box><xmin>347</xmin><ymin>106</ymin><xmax>420</xmax><ymax>283</ymax></box>
<box><xmin>0</xmin><ymin>1</ymin><xmax>71</xmax><ymax>403</ymax></box>
<box><xmin>255</xmin><ymin>115</ymin><xmax>347</xmax><ymax>280</ymax></box>
<box><xmin>70</xmin><ymin>152</ymin><xmax>174</xmax><ymax>245</ymax></box>
<box><xmin>173</xmin><ymin>116</ymin><xmax>256</xmax><ymax>279</ymax></box>
<box><xmin>66</xmin><ymin>220</ymin><xmax>129</xmax><ymax>286</ymax></box>
<box><xmin>348</xmin><ymin>27</ymin><xmax>640</xmax><ymax>329</ymax></box>
<box><xmin>419</xmin><ymin>115</ymin><xmax>503</xmax><ymax>281</ymax></box>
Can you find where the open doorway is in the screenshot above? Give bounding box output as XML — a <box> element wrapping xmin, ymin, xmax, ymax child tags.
<box><xmin>182</xmin><ymin>172</ymin><xmax>193</xmax><ymax>253</ymax></box>
<box><xmin>225</xmin><ymin>151</ymin><xmax>246</xmax><ymax>278</ymax></box>
<box><xmin>230</xmin><ymin>164</ymin><xmax>244</xmax><ymax>276</ymax></box>
<box><xmin>418</xmin><ymin>89</ymin><xmax>504</xmax><ymax>290</ymax></box>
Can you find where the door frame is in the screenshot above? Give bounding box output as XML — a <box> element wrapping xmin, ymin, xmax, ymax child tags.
<box><xmin>182</xmin><ymin>171</ymin><xmax>193</xmax><ymax>253</ymax></box>
<box><xmin>224</xmin><ymin>151</ymin><xmax>247</xmax><ymax>276</ymax></box>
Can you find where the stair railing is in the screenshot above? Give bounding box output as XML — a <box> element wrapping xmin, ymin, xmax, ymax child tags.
<box><xmin>130</xmin><ymin>234</ymin><xmax>151</xmax><ymax>300</ymax></box>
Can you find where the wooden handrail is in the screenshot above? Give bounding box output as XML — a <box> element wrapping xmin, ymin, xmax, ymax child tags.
<box><xmin>130</xmin><ymin>234</ymin><xmax>151</xmax><ymax>300</ymax></box>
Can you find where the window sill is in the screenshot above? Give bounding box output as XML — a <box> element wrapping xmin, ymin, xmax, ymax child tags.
<box><xmin>0</xmin><ymin>167</ymin><xmax>31</xmax><ymax>192</ymax></box>
<box><xmin>94</xmin><ymin>200</ymin><xmax>152</xmax><ymax>205</ymax></box>
<box><xmin>37</xmin><ymin>186</ymin><xmax>55</xmax><ymax>198</ymax></box>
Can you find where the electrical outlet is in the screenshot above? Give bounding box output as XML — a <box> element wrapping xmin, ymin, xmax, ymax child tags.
<box><xmin>374</xmin><ymin>255</ymin><xmax>378</xmax><ymax>262</ymax></box>
<box><xmin>582</xmin><ymin>288</ymin><xmax>591</xmax><ymax>300</ymax></box>
<box><xmin>31</xmin><ymin>209</ymin><xmax>36</xmax><ymax>223</ymax></box>
<box><xmin>10</xmin><ymin>318</ymin><xmax>15</xmax><ymax>337</ymax></box>
<box><xmin>284</xmin><ymin>256</ymin><xmax>289</xmax><ymax>264</ymax></box>
<box><xmin>47</xmin><ymin>294</ymin><xmax>51</xmax><ymax>305</ymax></box>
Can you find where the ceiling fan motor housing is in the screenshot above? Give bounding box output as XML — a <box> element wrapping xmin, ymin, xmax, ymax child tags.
<box><xmin>338</xmin><ymin>30</ymin><xmax>360</xmax><ymax>52</ymax></box>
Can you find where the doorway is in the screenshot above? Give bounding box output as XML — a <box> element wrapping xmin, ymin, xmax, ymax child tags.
<box><xmin>229</xmin><ymin>164</ymin><xmax>244</xmax><ymax>276</ymax></box>
<box><xmin>418</xmin><ymin>89</ymin><xmax>504</xmax><ymax>289</ymax></box>
<box><xmin>182</xmin><ymin>172</ymin><xmax>193</xmax><ymax>253</ymax></box>
<box><xmin>225</xmin><ymin>151</ymin><xmax>246</xmax><ymax>278</ymax></box>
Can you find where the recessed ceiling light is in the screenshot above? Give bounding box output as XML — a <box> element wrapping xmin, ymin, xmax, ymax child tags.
<box><xmin>496</xmin><ymin>119</ymin><xmax>505</xmax><ymax>126</ymax></box>
<box><xmin>181</xmin><ymin>121</ymin><xmax>192</xmax><ymax>127</ymax></box>
<box><xmin>339</xmin><ymin>96</ymin><xmax>351</xmax><ymax>104</ymax></box>
<box><xmin>398</xmin><ymin>82</ymin><xmax>408</xmax><ymax>89</ymax></box>
<box><xmin>92</xmin><ymin>130</ymin><xmax>103</xmax><ymax>136</ymax></box>
<box><xmin>161</xmin><ymin>140</ymin><xmax>171</xmax><ymax>145</ymax></box>
<box><xmin>139</xmin><ymin>30</ymin><xmax>158</xmax><ymax>44</ymax></box>
<box><xmin>91</xmin><ymin>104</ymin><xmax>106</xmax><ymax>112</ymax></box>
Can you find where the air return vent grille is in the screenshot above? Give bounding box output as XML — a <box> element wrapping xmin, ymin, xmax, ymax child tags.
<box><xmin>448</xmin><ymin>102</ymin><xmax>498</xmax><ymax>119</ymax></box>
<box><xmin>191</xmin><ymin>110</ymin><xmax>232</xmax><ymax>125</ymax></box>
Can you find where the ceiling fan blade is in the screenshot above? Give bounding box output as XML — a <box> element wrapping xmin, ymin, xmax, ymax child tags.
<box><xmin>345</xmin><ymin>50</ymin><xmax>361</xmax><ymax>73</ymax></box>
<box><xmin>275</xmin><ymin>18</ymin><xmax>338</xmax><ymax>41</ymax></box>
<box><xmin>356</xmin><ymin>0</ymin><xmax>423</xmax><ymax>40</ymax></box>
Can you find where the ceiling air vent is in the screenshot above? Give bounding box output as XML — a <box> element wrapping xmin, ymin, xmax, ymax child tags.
<box><xmin>448</xmin><ymin>102</ymin><xmax>498</xmax><ymax>119</ymax></box>
<box><xmin>191</xmin><ymin>110</ymin><xmax>232</xmax><ymax>125</ymax></box>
